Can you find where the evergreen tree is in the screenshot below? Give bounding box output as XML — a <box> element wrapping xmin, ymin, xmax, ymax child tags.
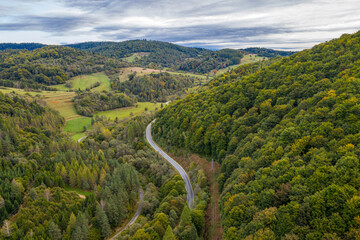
<box><xmin>95</xmin><ymin>205</ymin><xmax>111</xmax><ymax>238</ymax></box>
<box><xmin>163</xmin><ymin>226</ymin><xmax>176</xmax><ymax>240</ymax></box>
<box><xmin>71</xmin><ymin>212</ymin><xmax>88</xmax><ymax>240</ymax></box>
<box><xmin>49</xmin><ymin>222</ymin><xmax>62</xmax><ymax>240</ymax></box>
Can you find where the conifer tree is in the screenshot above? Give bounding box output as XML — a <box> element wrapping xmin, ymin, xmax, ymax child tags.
<box><xmin>95</xmin><ymin>205</ymin><xmax>111</xmax><ymax>238</ymax></box>
<box><xmin>163</xmin><ymin>226</ymin><xmax>176</xmax><ymax>240</ymax></box>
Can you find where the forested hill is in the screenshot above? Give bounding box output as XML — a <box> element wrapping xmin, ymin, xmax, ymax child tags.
<box><xmin>68</xmin><ymin>40</ymin><xmax>293</xmax><ymax>74</ymax></box>
<box><xmin>67</xmin><ymin>40</ymin><xmax>211</xmax><ymax>59</ymax></box>
<box><xmin>153</xmin><ymin>31</ymin><xmax>360</xmax><ymax>239</ymax></box>
<box><xmin>0</xmin><ymin>46</ymin><xmax>112</xmax><ymax>89</ymax></box>
<box><xmin>68</xmin><ymin>40</ymin><xmax>239</xmax><ymax>73</ymax></box>
<box><xmin>0</xmin><ymin>43</ymin><xmax>46</xmax><ymax>51</ymax></box>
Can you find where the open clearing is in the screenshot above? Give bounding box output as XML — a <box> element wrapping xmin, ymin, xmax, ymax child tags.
<box><xmin>0</xmin><ymin>87</ymin><xmax>80</xmax><ymax>121</ymax></box>
<box><xmin>122</xmin><ymin>52</ymin><xmax>150</xmax><ymax>62</ymax></box>
<box><xmin>64</xmin><ymin>186</ymin><xmax>91</xmax><ymax>199</ymax></box>
<box><xmin>118</xmin><ymin>67</ymin><xmax>164</xmax><ymax>82</ymax></box>
<box><xmin>215</xmin><ymin>54</ymin><xmax>266</xmax><ymax>76</ymax></box>
<box><xmin>54</xmin><ymin>72</ymin><xmax>111</xmax><ymax>91</ymax></box>
<box><xmin>65</xmin><ymin>117</ymin><xmax>92</xmax><ymax>133</ymax></box>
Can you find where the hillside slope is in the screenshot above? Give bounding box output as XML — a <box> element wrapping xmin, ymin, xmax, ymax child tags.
<box><xmin>0</xmin><ymin>46</ymin><xmax>111</xmax><ymax>89</ymax></box>
<box><xmin>153</xmin><ymin>31</ymin><xmax>360</xmax><ymax>239</ymax></box>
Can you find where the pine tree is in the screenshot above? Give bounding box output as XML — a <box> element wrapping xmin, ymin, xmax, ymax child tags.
<box><xmin>71</xmin><ymin>212</ymin><xmax>88</xmax><ymax>240</ymax></box>
<box><xmin>67</xmin><ymin>212</ymin><xmax>77</xmax><ymax>234</ymax></box>
<box><xmin>49</xmin><ymin>222</ymin><xmax>62</xmax><ymax>240</ymax></box>
<box><xmin>69</xmin><ymin>169</ymin><xmax>77</xmax><ymax>188</ymax></box>
<box><xmin>29</xmin><ymin>188</ymin><xmax>37</xmax><ymax>200</ymax></box>
<box><xmin>163</xmin><ymin>226</ymin><xmax>176</xmax><ymax>240</ymax></box>
<box><xmin>179</xmin><ymin>206</ymin><xmax>191</xmax><ymax>226</ymax></box>
<box><xmin>95</xmin><ymin>205</ymin><xmax>111</xmax><ymax>238</ymax></box>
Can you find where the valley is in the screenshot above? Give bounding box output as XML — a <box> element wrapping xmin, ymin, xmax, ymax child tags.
<box><xmin>2</xmin><ymin>31</ymin><xmax>358</xmax><ymax>240</ymax></box>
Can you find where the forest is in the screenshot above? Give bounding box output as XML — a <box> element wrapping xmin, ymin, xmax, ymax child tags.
<box><xmin>0</xmin><ymin>91</ymin><xmax>209</xmax><ymax>239</ymax></box>
<box><xmin>0</xmin><ymin>92</ymin><xmax>144</xmax><ymax>239</ymax></box>
<box><xmin>73</xmin><ymin>91</ymin><xmax>135</xmax><ymax>117</ymax></box>
<box><xmin>153</xmin><ymin>31</ymin><xmax>360</xmax><ymax>239</ymax></box>
<box><xmin>0</xmin><ymin>46</ymin><xmax>109</xmax><ymax>89</ymax></box>
<box><xmin>0</xmin><ymin>43</ymin><xmax>45</xmax><ymax>51</ymax></box>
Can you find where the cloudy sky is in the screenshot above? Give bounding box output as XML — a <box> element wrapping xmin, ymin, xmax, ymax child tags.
<box><xmin>0</xmin><ymin>0</ymin><xmax>359</xmax><ymax>50</ymax></box>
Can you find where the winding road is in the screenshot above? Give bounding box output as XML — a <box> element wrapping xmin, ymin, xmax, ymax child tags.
<box><xmin>146</xmin><ymin>120</ymin><xmax>194</xmax><ymax>208</ymax></box>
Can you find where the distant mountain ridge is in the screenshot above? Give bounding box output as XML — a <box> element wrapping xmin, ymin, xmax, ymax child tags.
<box><xmin>0</xmin><ymin>43</ymin><xmax>46</xmax><ymax>51</ymax></box>
<box><xmin>242</xmin><ymin>47</ymin><xmax>297</xmax><ymax>58</ymax></box>
<box><xmin>0</xmin><ymin>40</ymin><xmax>296</xmax><ymax>74</ymax></box>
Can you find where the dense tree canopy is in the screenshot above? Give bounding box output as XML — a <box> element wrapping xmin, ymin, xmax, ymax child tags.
<box><xmin>0</xmin><ymin>43</ymin><xmax>45</xmax><ymax>51</ymax></box>
<box><xmin>154</xmin><ymin>31</ymin><xmax>360</xmax><ymax>239</ymax></box>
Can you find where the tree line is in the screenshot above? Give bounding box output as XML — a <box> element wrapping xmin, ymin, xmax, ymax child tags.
<box><xmin>73</xmin><ymin>91</ymin><xmax>135</xmax><ymax>117</ymax></box>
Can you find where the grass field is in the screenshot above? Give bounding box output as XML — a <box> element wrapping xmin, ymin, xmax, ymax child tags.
<box><xmin>216</xmin><ymin>54</ymin><xmax>267</xmax><ymax>76</ymax></box>
<box><xmin>43</xmin><ymin>91</ymin><xmax>80</xmax><ymax>120</ymax></box>
<box><xmin>0</xmin><ymin>87</ymin><xmax>80</xmax><ymax>121</ymax></box>
<box><xmin>94</xmin><ymin>102</ymin><xmax>162</xmax><ymax>120</ymax></box>
<box><xmin>54</xmin><ymin>72</ymin><xmax>111</xmax><ymax>91</ymax></box>
<box><xmin>65</xmin><ymin>117</ymin><xmax>92</xmax><ymax>133</ymax></box>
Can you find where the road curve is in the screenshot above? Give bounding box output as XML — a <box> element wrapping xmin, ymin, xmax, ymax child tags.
<box><xmin>109</xmin><ymin>188</ymin><xmax>144</xmax><ymax>240</ymax></box>
<box><xmin>146</xmin><ymin>120</ymin><xmax>194</xmax><ymax>208</ymax></box>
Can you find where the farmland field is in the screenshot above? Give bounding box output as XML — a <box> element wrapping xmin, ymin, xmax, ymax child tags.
<box><xmin>54</xmin><ymin>72</ymin><xmax>111</xmax><ymax>91</ymax></box>
<box><xmin>0</xmin><ymin>87</ymin><xmax>80</xmax><ymax>120</ymax></box>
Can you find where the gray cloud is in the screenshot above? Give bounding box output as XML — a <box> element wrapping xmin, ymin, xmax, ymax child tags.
<box><xmin>0</xmin><ymin>0</ymin><xmax>359</xmax><ymax>50</ymax></box>
<box><xmin>0</xmin><ymin>16</ymin><xmax>92</xmax><ymax>32</ymax></box>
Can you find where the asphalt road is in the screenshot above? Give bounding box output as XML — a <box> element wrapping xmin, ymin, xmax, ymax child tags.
<box><xmin>146</xmin><ymin>120</ymin><xmax>194</xmax><ymax>208</ymax></box>
<box><xmin>109</xmin><ymin>188</ymin><xmax>144</xmax><ymax>240</ymax></box>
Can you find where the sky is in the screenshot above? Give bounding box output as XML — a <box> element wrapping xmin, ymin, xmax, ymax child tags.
<box><xmin>0</xmin><ymin>0</ymin><xmax>359</xmax><ymax>50</ymax></box>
